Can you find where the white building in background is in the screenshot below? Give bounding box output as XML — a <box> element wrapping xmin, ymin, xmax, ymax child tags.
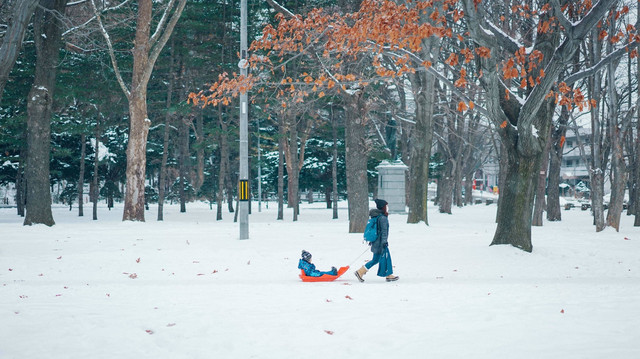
<box><xmin>561</xmin><ymin>126</ymin><xmax>591</xmax><ymax>187</ymax></box>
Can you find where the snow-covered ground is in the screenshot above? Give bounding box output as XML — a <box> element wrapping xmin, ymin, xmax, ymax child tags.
<box><xmin>1</xmin><ymin>201</ymin><xmax>639</xmax><ymax>359</ymax></box>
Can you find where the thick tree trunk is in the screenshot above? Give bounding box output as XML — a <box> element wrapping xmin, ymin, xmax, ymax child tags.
<box><xmin>438</xmin><ymin>159</ymin><xmax>454</xmax><ymax>214</ymax></box>
<box><xmin>490</xmin><ymin>149</ymin><xmax>539</xmax><ymax>252</ymax></box>
<box><xmin>605</xmin><ymin>58</ymin><xmax>626</xmax><ymax>230</ymax></box>
<box><xmin>24</xmin><ymin>0</ymin><xmax>67</xmax><ymax>226</ymax></box>
<box><xmin>464</xmin><ymin>171</ymin><xmax>474</xmax><ymax>205</ymax></box>
<box><xmin>122</xmin><ymin>94</ymin><xmax>150</xmax><ymax>221</ymax></box>
<box><xmin>406</xmin><ymin>76</ymin><xmax>434</xmax><ymax>224</ymax></box>
<box><xmin>343</xmin><ymin>92</ymin><xmax>369</xmax><ymax>233</ymax></box>
<box><xmin>78</xmin><ymin>133</ymin><xmax>86</xmax><ymax>217</ymax></box>
<box><xmin>0</xmin><ymin>0</ymin><xmax>39</xmax><ymax>103</ymax></box>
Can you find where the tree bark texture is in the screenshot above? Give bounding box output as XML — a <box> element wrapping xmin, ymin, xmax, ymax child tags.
<box><xmin>0</xmin><ymin>0</ymin><xmax>39</xmax><ymax>103</ymax></box>
<box><xmin>343</xmin><ymin>91</ymin><xmax>369</xmax><ymax>233</ymax></box>
<box><xmin>406</xmin><ymin>73</ymin><xmax>434</xmax><ymax>224</ymax></box>
<box><xmin>605</xmin><ymin>30</ymin><xmax>626</xmax><ymax>231</ymax></box>
<box><xmin>547</xmin><ymin>107</ymin><xmax>569</xmax><ymax>221</ymax></box>
<box><xmin>532</xmin><ymin>128</ymin><xmax>552</xmax><ymax>226</ymax></box>
<box><xmin>24</xmin><ymin>0</ymin><xmax>68</xmax><ymax>226</ymax></box>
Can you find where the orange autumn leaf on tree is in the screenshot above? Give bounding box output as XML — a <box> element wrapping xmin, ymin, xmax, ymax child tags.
<box><xmin>454</xmin><ymin>68</ymin><xmax>467</xmax><ymax>88</ymax></box>
<box><xmin>500</xmin><ymin>120</ymin><xmax>508</xmax><ymax>128</ymax></box>
<box><xmin>559</xmin><ymin>135</ymin><xmax>566</xmax><ymax>148</ymax></box>
<box><xmin>457</xmin><ymin>101</ymin><xmax>468</xmax><ymax>112</ymax></box>
<box><xmin>445</xmin><ymin>53</ymin><xmax>459</xmax><ymax>67</ymax></box>
<box><xmin>475</xmin><ymin>47</ymin><xmax>491</xmax><ymax>58</ymax></box>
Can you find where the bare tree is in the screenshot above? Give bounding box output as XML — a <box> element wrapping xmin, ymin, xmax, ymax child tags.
<box><xmin>90</xmin><ymin>0</ymin><xmax>187</xmax><ymax>221</ymax></box>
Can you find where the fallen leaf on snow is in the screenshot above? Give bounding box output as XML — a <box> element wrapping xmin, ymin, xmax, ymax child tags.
<box><xmin>146</xmin><ymin>330</ymin><xmax>154</xmax><ymax>335</ymax></box>
<box><xmin>345</xmin><ymin>295</ymin><xmax>353</xmax><ymax>300</ymax></box>
<box><xmin>167</xmin><ymin>323</ymin><xmax>176</xmax><ymax>327</ymax></box>
<box><xmin>324</xmin><ymin>330</ymin><xmax>334</xmax><ymax>335</ymax></box>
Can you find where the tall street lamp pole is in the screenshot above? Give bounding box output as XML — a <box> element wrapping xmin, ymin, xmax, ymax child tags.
<box><xmin>238</xmin><ymin>0</ymin><xmax>249</xmax><ymax>239</ymax></box>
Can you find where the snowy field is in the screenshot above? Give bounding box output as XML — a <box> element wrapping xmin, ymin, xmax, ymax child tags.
<box><xmin>1</xmin><ymin>200</ymin><xmax>639</xmax><ymax>359</ymax></box>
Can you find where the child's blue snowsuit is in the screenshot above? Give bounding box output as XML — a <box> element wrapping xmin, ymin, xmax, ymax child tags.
<box><xmin>298</xmin><ymin>259</ymin><xmax>337</xmax><ymax>277</ymax></box>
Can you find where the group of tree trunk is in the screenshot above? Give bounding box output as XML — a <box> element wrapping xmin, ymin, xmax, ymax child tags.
<box><xmin>3</xmin><ymin>0</ymin><xmax>640</xmax><ymax>255</ymax></box>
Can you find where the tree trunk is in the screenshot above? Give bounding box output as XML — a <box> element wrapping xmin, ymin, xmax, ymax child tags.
<box><xmin>0</xmin><ymin>0</ymin><xmax>39</xmax><ymax>104</ymax></box>
<box><xmin>216</xmin><ymin>108</ymin><xmax>228</xmax><ymax>221</ymax></box>
<box><xmin>532</xmin><ymin>128</ymin><xmax>552</xmax><ymax>226</ymax></box>
<box><xmin>178</xmin><ymin>118</ymin><xmax>189</xmax><ymax>213</ymax></box>
<box><xmin>78</xmin><ymin>133</ymin><xmax>86</xmax><ymax>217</ymax></box>
<box><xmin>464</xmin><ymin>171</ymin><xmax>474</xmax><ymax>205</ymax></box>
<box><xmin>438</xmin><ymin>159</ymin><xmax>454</xmax><ymax>214</ymax></box>
<box><xmin>277</xmin><ymin>111</ymin><xmax>285</xmax><ymax>220</ymax></box>
<box><xmin>406</xmin><ymin>74</ymin><xmax>434</xmax><ymax>224</ymax></box>
<box><xmin>118</xmin><ymin>0</ymin><xmax>186</xmax><ymax>221</ymax></box>
<box><xmin>16</xmin><ymin>154</ymin><xmax>25</xmax><ymax>217</ymax></box>
<box><xmin>157</xmin><ymin>41</ymin><xmax>175</xmax><ymax>221</ymax></box>
<box><xmin>490</xmin><ymin>149</ymin><xmax>539</xmax><ymax>252</ymax></box>
<box><xmin>605</xmin><ymin>45</ymin><xmax>627</xmax><ymax>231</ymax></box>
<box><xmin>24</xmin><ymin>0</ymin><xmax>67</xmax><ymax>226</ymax></box>
<box><xmin>343</xmin><ymin>91</ymin><xmax>369</xmax><ymax>233</ymax></box>
<box><xmin>283</xmin><ymin>111</ymin><xmax>300</xmax><ymax>221</ymax></box>
<box><xmin>195</xmin><ymin>112</ymin><xmax>205</xmax><ymax>193</ymax></box>
<box><xmin>332</xmin><ymin>110</ymin><xmax>339</xmax><ymax>219</ymax></box>
<box><xmin>547</xmin><ymin>108</ymin><xmax>569</xmax><ymax>221</ymax></box>
<box><xmin>92</xmin><ymin>126</ymin><xmax>100</xmax><ymax>221</ymax></box>
<box><xmin>122</xmin><ymin>93</ymin><xmax>151</xmax><ymax>221</ymax></box>
<box><xmin>122</xmin><ymin>0</ymin><xmax>153</xmax><ymax>222</ymax></box>
<box><xmin>635</xmin><ymin>4</ymin><xmax>640</xmax><ymax>226</ymax></box>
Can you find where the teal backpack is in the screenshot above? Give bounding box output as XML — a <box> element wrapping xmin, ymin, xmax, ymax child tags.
<box><xmin>363</xmin><ymin>216</ymin><xmax>379</xmax><ymax>242</ymax></box>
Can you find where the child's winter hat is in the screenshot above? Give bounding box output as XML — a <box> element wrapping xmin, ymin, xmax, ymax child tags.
<box><xmin>301</xmin><ymin>250</ymin><xmax>312</xmax><ymax>262</ymax></box>
<box><xmin>374</xmin><ymin>199</ymin><xmax>388</xmax><ymax>210</ymax></box>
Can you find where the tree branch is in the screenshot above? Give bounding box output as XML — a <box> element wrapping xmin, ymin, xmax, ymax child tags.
<box><xmin>149</xmin><ymin>0</ymin><xmax>177</xmax><ymax>47</ymax></box>
<box><xmin>147</xmin><ymin>0</ymin><xmax>187</xmax><ymax>84</ymax></box>
<box><xmin>89</xmin><ymin>0</ymin><xmax>130</xmax><ymax>98</ymax></box>
<box><xmin>564</xmin><ymin>41</ymin><xmax>639</xmax><ymax>85</ymax></box>
<box><xmin>265</xmin><ymin>0</ymin><xmax>296</xmax><ymax>19</ymax></box>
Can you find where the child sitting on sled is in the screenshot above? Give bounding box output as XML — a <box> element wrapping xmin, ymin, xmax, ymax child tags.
<box><xmin>298</xmin><ymin>250</ymin><xmax>338</xmax><ymax>277</ymax></box>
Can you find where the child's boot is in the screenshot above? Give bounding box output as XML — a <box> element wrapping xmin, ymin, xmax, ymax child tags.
<box><xmin>386</xmin><ymin>274</ymin><xmax>399</xmax><ymax>282</ymax></box>
<box><xmin>354</xmin><ymin>266</ymin><xmax>368</xmax><ymax>282</ymax></box>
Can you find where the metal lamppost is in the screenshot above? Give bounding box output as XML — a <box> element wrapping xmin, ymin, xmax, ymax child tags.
<box><xmin>238</xmin><ymin>0</ymin><xmax>249</xmax><ymax>239</ymax></box>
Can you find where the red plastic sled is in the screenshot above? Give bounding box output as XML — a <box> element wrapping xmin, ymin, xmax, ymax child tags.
<box><xmin>299</xmin><ymin>266</ymin><xmax>350</xmax><ymax>282</ymax></box>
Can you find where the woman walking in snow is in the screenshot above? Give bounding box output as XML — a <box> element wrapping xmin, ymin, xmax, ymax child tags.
<box><xmin>355</xmin><ymin>199</ymin><xmax>399</xmax><ymax>282</ymax></box>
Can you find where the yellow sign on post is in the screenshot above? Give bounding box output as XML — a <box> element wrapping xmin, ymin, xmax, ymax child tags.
<box><xmin>239</xmin><ymin>180</ymin><xmax>249</xmax><ymax>201</ymax></box>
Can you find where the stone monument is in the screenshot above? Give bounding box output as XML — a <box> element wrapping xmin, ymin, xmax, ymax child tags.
<box><xmin>376</xmin><ymin>160</ymin><xmax>408</xmax><ymax>213</ymax></box>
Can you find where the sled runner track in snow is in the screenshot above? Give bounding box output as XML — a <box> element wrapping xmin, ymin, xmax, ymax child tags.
<box><xmin>299</xmin><ymin>266</ymin><xmax>349</xmax><ymax>282</ymax></box>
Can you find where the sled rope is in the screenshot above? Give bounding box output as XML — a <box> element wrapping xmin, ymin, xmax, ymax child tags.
<box><xmin>348</xmin><ymin>248</ymin><xmax>370</xmax><ymax>267</ymax></box>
